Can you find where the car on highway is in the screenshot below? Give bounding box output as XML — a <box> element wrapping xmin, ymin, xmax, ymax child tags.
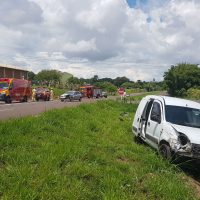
<box><xmin>35</xmin><ymin>87</ymin><xmax>51</xmax><ymax>101</ymax></box>
<box><xmin>132</xmin><ymin>95</ymin><xmax>200</xmax><ymax>160</ymax></box>
<box><xmin>60</xmin><ymin>91</ymin><xmax>82</xmax><ymax>102</ymax></box>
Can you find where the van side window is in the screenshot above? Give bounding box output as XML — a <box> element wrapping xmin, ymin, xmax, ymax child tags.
<box><xmin>142</xmin><ymin>100</ymin><xmax>154</xmax><ymax>121</ymax></box>
<box><xmin>150</xmin><ymin>102</ymin><xmax>161</xmax><ymax>122</ymax></box>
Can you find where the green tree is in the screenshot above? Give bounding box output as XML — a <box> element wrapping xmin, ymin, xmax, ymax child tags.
<box><xmin>113</xmin><ymin>77</ymin><xmax>130</xmax><ymax>87</ymax></box>
<box><xmin>94</xmin><ymin>81</ymin><xmax>117</xmax><ymax>93</ymax></box>
<box><xmin>121</xmin><ymin>82</ymin><xmax>135</xmax><ymax>89</ymax></box>
<box><xmin>28</xmin><ymin>71</ymin><xmax>36</xmax><ymax>81</ymax></box>
<box><xmin>67</xmin><ymin>76</ymin><xmax>82</xmax><ymax>90</ymax></box>
<box><xmin>164</xmin><ymin>63</ymin><xmax>200</xmax><ymax>96</ymax></box>
<box><xmin>35</xmin><ymin>70</ymin><xmax>62</xmax><ymax>87</ymax></box>
<box><xmin>91</xmin><ymin>75</ymin><xmax>99</xmax><ymax>83</ymax></box>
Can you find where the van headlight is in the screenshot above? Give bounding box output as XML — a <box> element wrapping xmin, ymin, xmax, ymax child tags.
<box><xmin>170</xmin><ymin>133</ymin><xmax>191</xmax><ymax>152</ymax></box>
<box><xmin>178</xmin><ymin>133</ymin><xmax>190</xmax><ymax>146</ymax></box>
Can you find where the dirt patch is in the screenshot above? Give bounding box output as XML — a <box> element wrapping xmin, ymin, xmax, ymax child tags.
<box><xmin>116</xmin><ymin>156</ymin><xmax>130</xmax><ymax>164</ymax></box>
<box><xmin>188</xmin><ymin>177</ymin><xmax>200</xmax><ymax>198</ymax></box>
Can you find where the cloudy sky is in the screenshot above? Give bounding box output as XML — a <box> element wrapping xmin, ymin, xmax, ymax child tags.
<box><xmin>0</xmin><ymin>0</ymin><xmax>200</xmax><ymax>81</ymax></box>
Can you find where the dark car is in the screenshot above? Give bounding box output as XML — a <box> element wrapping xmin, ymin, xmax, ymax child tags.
<box><xmin>60</xmin><ymin>91</ymin><xmax>82</xmax><ymax>102</ymax></box>
<box><xmin>35</xmin><ymin>87</ymin><xmax>51</xmax><ymax>101</ymax></box>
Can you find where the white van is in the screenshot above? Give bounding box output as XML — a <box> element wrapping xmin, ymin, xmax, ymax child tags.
<box><xmin>132</xmin><ymin>95</ymin><xmax>200</xmax><ymax>159</ymax></box>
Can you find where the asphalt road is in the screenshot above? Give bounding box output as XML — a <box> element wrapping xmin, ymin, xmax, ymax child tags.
<box><xmin>0</xmin><ymin>98</ymin><xmax>105</xmax><ymax>121</ymax></box>
<box><xmin>0</xmin><ymin>91</ymin><xmax>178</xmax><ymax>121</ymax></box>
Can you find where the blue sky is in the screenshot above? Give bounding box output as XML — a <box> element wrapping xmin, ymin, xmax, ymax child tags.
<box><xmin>126</xmin><ymin>0</ymin><xmax>147</xmax><ymax>8</ymax></box>
<box><xmin>126</xmin><ymin>0</ymin><xmax>137</xmax><ymax>7</ymax></box>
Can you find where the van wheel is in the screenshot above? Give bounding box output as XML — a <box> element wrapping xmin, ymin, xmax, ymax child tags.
<box><xmin>159</xmin><ymin>144</ymin><xmax>172</xmax><ymax>160</ymax></box>
<box><xmin>23</xmin><ymin>96</ymin><xmax>27</xmax><ymax>102</ymax></box>
<box><xmin>5</xmin><ymin>96</ymin><xmax>12</xmax><ymax>104</ymax></box>
<box><xmin>79</xmin><ymin>98</ymin><xmax>82</xmax><ymax>102</ymax></box>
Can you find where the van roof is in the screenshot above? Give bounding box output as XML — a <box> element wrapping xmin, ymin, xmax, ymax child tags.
<box><xmin>145</xmin><ymin>95</ymin><xmax>200</xmax><ymax>109</ymax></box>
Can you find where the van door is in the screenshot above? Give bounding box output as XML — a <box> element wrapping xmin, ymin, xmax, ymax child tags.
<box><xmin>140</xmin><ymin>99</ymin><xmax>154</xmax><ymax>138</ymax></box>
<box><xmin>145</xmin><ymin>100</ymin><xmax>163</xmax><ymax>145</ymax></box>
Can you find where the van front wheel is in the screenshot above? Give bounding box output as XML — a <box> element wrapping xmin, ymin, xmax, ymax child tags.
<box><xmin>5</xmin><ymin>96</ymin><xmax>12</xmax><ymax>104</ymax></box>
<box><xmin>159</xmin><ymin>144</ymin><xmax>172</xmax><ymax>160</ymax></box>
<box><xmin>23</xmin><ymin>96</ymin><xmax>27</xmax><ymax>102</ymax></box>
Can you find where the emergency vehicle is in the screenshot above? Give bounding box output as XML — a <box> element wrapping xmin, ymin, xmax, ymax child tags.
<box><xmin>0</xmin><ymin>78</ymin><xmax>32</xmax><ymax>103</ymax></box>
<box><xmin>80</xmin><ymin>85</ymin><xmax>102</xmax><ymax>98</ymax></box>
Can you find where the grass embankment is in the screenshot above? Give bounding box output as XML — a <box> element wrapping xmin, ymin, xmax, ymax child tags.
<box><xmin>0</xmin><ymin>101</ymin><xmax>196</xmax><ymax>199</ymax></box>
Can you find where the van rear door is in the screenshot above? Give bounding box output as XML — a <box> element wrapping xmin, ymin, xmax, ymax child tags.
<box><xmin>145</xmin><ymin>100</ymin><xmax>163</xmax><ymax>145</ymax></box>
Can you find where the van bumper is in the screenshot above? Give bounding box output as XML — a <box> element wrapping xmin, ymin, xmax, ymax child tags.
<box><xmin>175</xmin><ymin>143</ymin><xmax>200</xmax><ymax>159</ymax></box>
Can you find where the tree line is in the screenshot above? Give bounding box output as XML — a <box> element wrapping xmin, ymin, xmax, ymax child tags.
<box><xmin>28</xmin><ymin>63</ymin><xmax>200</xmax><ymax>98</ymax></box>
<box><xmin>28</xmin><ymin>70</ymin><xmax>165</xmax><ymax>93</ymax></box>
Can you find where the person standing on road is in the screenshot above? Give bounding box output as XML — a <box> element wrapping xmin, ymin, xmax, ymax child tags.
<box><xmin>50</xmin><ymin>88</ymin><xmax>54</xmax><ymax>101</ymax></box>
<box><xmin>123</xmin><ymin>90</ymin><xmax>126</xmax><ymax>98</ymax></box>
<box><xmin>123</xmin><ymin>90</ymin><xmax>127</xmax><ymax>102</ymax></box>
<box><xmin>32</xmin><ymin>88</ymin><xmax>36</xmax><ymax>101</ymax></box>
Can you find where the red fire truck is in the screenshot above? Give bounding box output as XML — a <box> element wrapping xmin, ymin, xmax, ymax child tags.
<box><xmin>80</xmin><ymin>85</ymin><xmax>102</xmax><ymax>98</ymax></box>
<box><xmin>0</xmin><ymin>78</ymin><xmax>32</xmax><ymax>103</ymax></box>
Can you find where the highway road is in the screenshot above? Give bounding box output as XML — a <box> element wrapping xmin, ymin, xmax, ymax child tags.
<box><xmin>0</xmin><ymin>98</ymin><xmax>104</xmax><ymax>121</ymax></box>
<box><xmin>0</xmin><ymin>92</ymin><xmax>168</xmax><ymax>121</ymax></box>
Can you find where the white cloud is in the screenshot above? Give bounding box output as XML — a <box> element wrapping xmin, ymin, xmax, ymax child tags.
<box><xmin>63</xmin><ymin>39</ymin><xmax>97</xmax><ymax>53</ymax></box>
<box><xmin>0</xmin><ymin>0</ymin><xmax>200</xmax><ymax>81</ymax></box>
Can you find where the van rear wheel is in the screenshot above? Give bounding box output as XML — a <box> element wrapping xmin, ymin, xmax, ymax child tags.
<box><xmin>159</xmin><ymin>144</ymin><xmax>172</xmax><ymax>160</ymax></box>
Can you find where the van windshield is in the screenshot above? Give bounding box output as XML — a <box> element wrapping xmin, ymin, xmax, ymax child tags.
<box><xmin>165</xmin><ymin>105</ymin><xmax>200</xmax><ymax>128</ymax></box>
<box><xmin>0</xmin><ymin>82</ymin><xmax>8</xmax><ymax>89</ymax></box>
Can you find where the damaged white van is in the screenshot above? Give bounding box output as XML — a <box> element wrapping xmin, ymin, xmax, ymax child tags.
<box><xmin>132</xmin><ymin>95</ymin><xmax>200</xmax><ymax>160</ymax></box>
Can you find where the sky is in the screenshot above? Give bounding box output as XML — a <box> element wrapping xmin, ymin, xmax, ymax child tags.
<box><xmin>0</xmin><ymin>0</ymin><xmax>200</xmax><ymax>81</ymax></box>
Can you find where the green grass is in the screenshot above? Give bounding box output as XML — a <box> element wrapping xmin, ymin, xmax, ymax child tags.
<box><xmin>0</xmin><ymin>101</ymin><xmax>197</xmax><ymax>199</ymax></box>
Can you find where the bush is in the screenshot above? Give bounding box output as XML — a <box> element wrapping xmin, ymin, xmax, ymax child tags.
<box><xmin>164</xmin><ymin>63</ymin><xmax>200</xmax><ymax>97</ymax></box>
<box><xmin>186</xmin><ymin>88</ymin><xmax>200</xmax><ymax>99</ymax></box>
